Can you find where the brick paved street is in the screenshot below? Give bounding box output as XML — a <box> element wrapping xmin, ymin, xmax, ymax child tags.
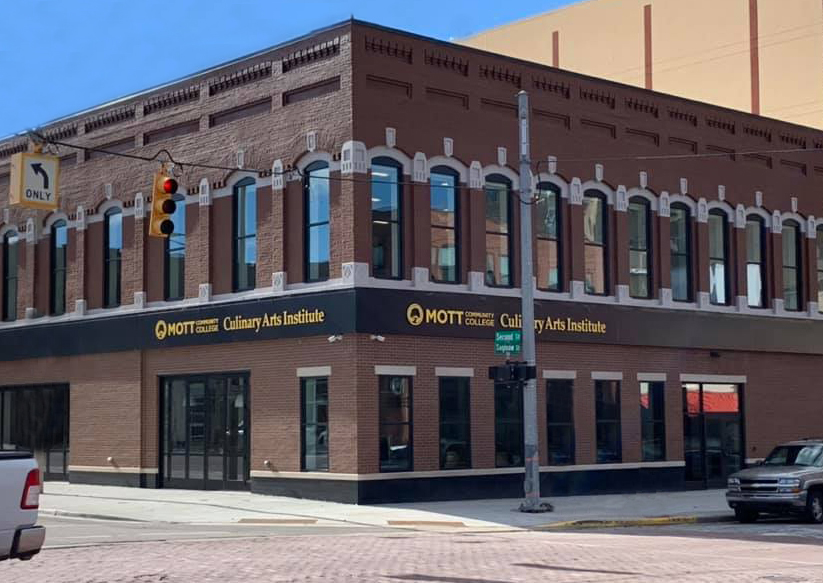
<box><xmin>3</xmin><ymin>529</ymin><xmax>823</xmax><ymax>582</ymax></box>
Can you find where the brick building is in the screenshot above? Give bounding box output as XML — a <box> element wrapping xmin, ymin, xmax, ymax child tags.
<box><xmin>1</xmin><ymin>20</ymin><xmax>822</xmax><ymax>503</ymax></box>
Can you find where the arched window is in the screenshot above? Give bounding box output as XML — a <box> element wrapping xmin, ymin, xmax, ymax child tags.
<box><xmin>304</xmin><ymin>161</ymin><xmax>330</xmax><ymax>282</ymax></box>
<box><xmin>233</xmin><ymin>178</ymin><xmax>256</xmax><ymax>292</ymax></box>
<box><xmin>104</xmin><ymin>208</ymin><xmax>122</xmax><ymax>308</ymax></box>
<box><xmin>583</xmin><ymin>190</ymin><xmax>607</xmax><ymax>295</ymax></box>
<box><xmin>165</xmin><ymin>195</ymin><xmax>186</xmax><ymax>301</ymax></box>
<box><xmin>535</xmin><ymin>182</ymin><xmax>561</xmax><ymax>292</ymax></box>
<box><xmin>371</xmin><ymin>157</ymin><xmax>402</xmax><ymax>279</ymax></box>
<box><xmin>670</xmin><ymin>203</ymin><xmax>692</xmax><ymax>302</ymax></box>
<box><xmin>50</xmin><ymin>220</ymin><xmax>68</xmax><ymax>315</ymax></box>
<box><xmin>708</xmin><ymin>210</ymin><xmax>729</xmax><ymax>305</ymax></box>
<box><xmin>430</xmin><ymin>167</ymin><xmax>459</xmax><ymax>283</ymax></box>
<box><xmin>2</xmin><ymin>231</ymin><xmax>19</xmax><ymax>321</ymax></box>
<box><xmin>485</xmin><ymin>175</ymin><xmax>512</xmax><ymax>287</ymax></box>
<box><xmin>628</xmin><ymin>197</ymin><xmax>651</xmax><ymax>298</ymax></box>
<box><xmin>782</xmin><ymin>220</ymin><xmax>802</xmax><ymax>311</ymax></box>
<box><xmin>817</xmin><ymin>225</ymin><xmax>823</xmax><ymax>312</ymax></box>
<box><xmin>746</xmin><ymin>215</ymin><xmax>766</xmax><ymax>308</ymax></box>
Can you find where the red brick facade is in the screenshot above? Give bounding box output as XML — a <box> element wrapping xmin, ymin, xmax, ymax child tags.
<box><xmin>0</xmin><ymin>21</ymin><xmax>822</xmax><ymax>502</ymax></box>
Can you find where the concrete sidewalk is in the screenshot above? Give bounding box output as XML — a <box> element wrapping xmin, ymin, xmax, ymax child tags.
<box><xmin>39</xmin><ymin>482</ymin><xmax>733</xmax><ymax>530</ymax></box>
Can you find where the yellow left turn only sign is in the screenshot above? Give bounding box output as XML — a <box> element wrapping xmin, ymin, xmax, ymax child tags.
<box><xmin>9</xmin><ymin>152</ymin><xmax>60</xmax><ymax>210</ymax></box>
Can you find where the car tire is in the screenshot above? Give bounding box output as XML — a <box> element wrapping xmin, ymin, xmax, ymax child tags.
<box><xmin>807</xmin><ymin>490</ymin><xmax>823</xmax><ymax>524</ymax></box>
<box><xmin>734</xmin><ymin>507</ymin><xmax>759</xmax><ymax>523</ymax></box>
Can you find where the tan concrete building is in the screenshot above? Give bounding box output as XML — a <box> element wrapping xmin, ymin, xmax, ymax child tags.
<box><xmin>462</xmin><ymin>0</ymin><xmax>823</xmax><ymax>129</ymax></box>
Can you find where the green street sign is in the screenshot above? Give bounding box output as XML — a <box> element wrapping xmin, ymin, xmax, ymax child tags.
<box><xmin>494</xmin><ymin>330</ymin><xmax>522</xmax><ymax>355</ymax></box>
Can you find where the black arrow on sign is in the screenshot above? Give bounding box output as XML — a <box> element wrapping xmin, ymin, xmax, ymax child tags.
<box><xmin>31</xmin><ymin>163</ymin><xmax>49</xmax><ymax>189</ymax></box>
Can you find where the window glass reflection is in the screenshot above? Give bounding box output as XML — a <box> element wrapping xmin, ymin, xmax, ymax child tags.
<box><xmin>485</xmin><ymin>179</ymin><xmax>511</xmax><ymax>287</ymax></box>
<box><xmin>439</xmin><ymin>377</ymin><xmax>470</xmax><ymax>469</ymax></box>
<box><xmin>536</xmin><ymin>183</ymin><xmax>561</xmax><ymax>291</ymax></box>
<box><xmin>708</xmin><ymin>212</ymin><xmax>728</xmax><ymax>305</ymax></box>
<box><xmin>670</xmin><ymin>205</ymin><xmax>691</xmax><ymax>301</ymax></box>
<box><xmin>379</xmin><ymin>376</ymin><xmax>412</xmax><ymax>472</ymax></box>
<box><xmin>583</xmin><ymin>192</ymin><xmax>606</xmax><ymax>294</ymax></box>
<box><xmin>431</xmin><ymin>170</ymin><xmax>458</xmax><ymax>283</ymax></box>
<box><xmin>628</xmin><ymin>199</ymin><xmax>650</xmax><ymax>298</ymax></box>
<box><xmin>305</xmin><ymin>163</ymin><xmax>330</xmax><ymax>282</ymax></box>
<box><xmin>372</xmin><ymin>161</ymin><xmax>402</xmax><ymax>279</ymax></box>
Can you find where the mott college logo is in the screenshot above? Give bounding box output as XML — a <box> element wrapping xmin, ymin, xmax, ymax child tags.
<box><xmin>155</xmin><ymin>320</ymin><xmax>168</xmax><ymax>340</ymax></box>
<box><xmin>406</xmin><ymin>303</ymin><xmax>424</xmax><ymax>326</ymax></box>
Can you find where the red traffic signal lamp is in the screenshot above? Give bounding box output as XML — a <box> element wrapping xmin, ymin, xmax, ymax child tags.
<box><xmin>149</xmin><ymin>171</ymin><xmax>178</xmax><ymax>237</ymax></box>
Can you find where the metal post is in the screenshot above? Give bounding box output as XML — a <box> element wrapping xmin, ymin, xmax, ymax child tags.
<box><xmin>517</xmin><ymin>90</ymin><xmax>543</xmax><ymax>512</ymax></box>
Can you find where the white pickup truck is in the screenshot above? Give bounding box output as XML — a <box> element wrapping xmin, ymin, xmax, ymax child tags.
<box><xmin>0</xmin><ymin>451</ymin><xmax>45</xmax><ymax>561</ymax></box>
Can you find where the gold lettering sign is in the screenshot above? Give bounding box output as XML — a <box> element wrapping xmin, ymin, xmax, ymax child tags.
<box><xmin>154</xmin><ymin>309</ymin><xmax>325</xmax><ymax>341</ymax></box>
<box><xmin>404</xmin><ymin>303</ymin><xmax>606</xmax><ymax>336</ymax></box>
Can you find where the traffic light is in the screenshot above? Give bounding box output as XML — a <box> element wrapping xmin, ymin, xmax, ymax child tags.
<box><xmin>488</xmin><ymin>362</ymin><xmax>537</xmax><ymax>385</ymax></box>
<box><xmin>149</xmin><ymin>170</ymin><xmax>178</xmax><ymax>237</ymax></box>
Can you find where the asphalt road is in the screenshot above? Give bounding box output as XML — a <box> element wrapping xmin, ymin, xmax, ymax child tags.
<box><xmin>38</xmin><ymin>515</ymin><xmax>391</xmax><ymax>548</ymax></box>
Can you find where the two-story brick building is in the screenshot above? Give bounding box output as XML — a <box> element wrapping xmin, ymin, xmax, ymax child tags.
<box><xmin>1</xmin><ymin>20</ymin><xmax>822</xmax><ymax>503</ymax></box>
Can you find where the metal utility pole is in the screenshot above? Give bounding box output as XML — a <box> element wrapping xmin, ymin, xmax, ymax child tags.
<box><xmin>517</xmin><ymin>90</ymin><xmax>546</xmax><ymax>513</ymax></box>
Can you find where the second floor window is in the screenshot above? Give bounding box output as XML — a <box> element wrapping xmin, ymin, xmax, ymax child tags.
<box><xmin>670</xmin><ymin>204</ymin><xmax>692</xmax><ymax>302</ymax></box>
<box><xmin>817</xmin><ymin>226</ymin><xmax>823</xmax><ymax>312</ymax></box>
<box><xmin>305</xmin><ymin>162</ymin><xmax>330</xmax><ymax>282</ymax></box>
<box><xmin>372</xmin><ymin>159</ymin><xmax>402</xmax><ymax>279</ymax></box>
<box><xmin>485</xmin><ymin>176</ymin><xmax>512</xmax><ymax>287</ymax></box>
<box><xmin>535</xmin><ymin>182</ymin><xmax>561</xmax><ymax>291</ymax></box>
<box><xmin>2</xmin><ymin>231</ymin><xmax>19</xmax><ymax>321</ymax></box>
<box><xmin>103</xmin><ymin>208</ymin><xmax>122</xmax><ymax>308</ymax></box>
<box><xmin>430</xmin><ymin>168</ymin><xmax>458</xmax><ymax>283</ymax></box>
<box><xmin>628</xmin><ymin>197</ymin><xmax>651</xmax><ymax>298</ymax></box>
<box><xmin>708</xmin><ymin>210</ymin><xmax>729</xmax><ymax>305</ymax></box>
<box><xmin>165</xmin><ymin>196</ymin><xmax>185</xmax><ymax>301</ymax></box>
<box><xmin>50</xmin><ymin>220</ymin><xmax>68</xmax><ymax>315</ymax></box>
<box><xmin>583</xmin><ymin>191</ymin><xmax>607</xmax><ymax>294</ymax></box>
<box><xmin>746</xmin><ymin>216</ymin><xmax>766</xmax><ymax>308</ymax></box>
<box><xmin>782</xmin><ymin>220</ymin><xmax>802</xmax><ymax>311</ymax></box>
<box><xmin>233</xmin><ymin>178</ymin><xmax>256</xmax><ymax>292</ymax></box>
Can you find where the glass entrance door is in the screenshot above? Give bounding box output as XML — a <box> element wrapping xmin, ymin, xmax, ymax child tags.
<box><xmin>683</xmin><ymin>383</ymin><xmax>743</xmax><ymax>487</ymax></box>
<box><xmin>162</xmin><ymin>373</ymin><xmax>249</xmax><ymax>490</ymax></box>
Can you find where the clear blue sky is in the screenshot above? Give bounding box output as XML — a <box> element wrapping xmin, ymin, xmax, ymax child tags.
<box><xmin>0</xmin><ymin>0</ymin><xmax>571</xmax><ymax>138</ymax></box>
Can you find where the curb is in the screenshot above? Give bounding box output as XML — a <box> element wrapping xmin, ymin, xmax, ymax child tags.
<box><xmin>533</xmin><ymin>514</ymin><xmax>734</xmax><ymax>529</ymax></box>
<box><xmin>41</xmin><ymin>509</ymin><xmax>147</xmax><ymax>523</ymax></box>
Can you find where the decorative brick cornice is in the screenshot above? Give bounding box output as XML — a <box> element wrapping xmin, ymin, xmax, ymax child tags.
<box><xmin>668</xmin><ymin>108</ymin><xmax>698</xmax><ymax>126</ymax></box>
<box><xmin>84</xmin><ymin>106</ymin><xmax>136</xmax><ymax>134</ymax></box>
<box><xmin>209</xmin><ymin>63</ymin><xmax>272</xmax><ymax>97</ymax></box>
<box><xmin>0</xmin><ymin>141</ymin><xmax>28</xmax><ymax>160</ymax></box>
<box><xmin>44</xmin><ymin>124</ymin><xmax>78</xmax><ymax>141</ymax></box>
<box><xmin>580</xmin><ymin>87</ymin><xmax>615</xmax><ymax>109</ymax></box>
<box><xmin>625</xmin><ymin>98</ymin><xmax>658</xmax><ymax>117</ymax></box>
<box><xmin>282</xmin><ymin>38</ymin><xmax>340</xmax><ymax>72</ymax></box>
<box><xmin>780</xmin><ymin>133</ymin><xmax>807</xmax><ymax>149</ymax></box>
<box><xmin>424</xmin><ymin>50</ymin><xmax>468</xmax><ymax>76</ymax></box>
<box><xmin>743</xmin><ymin>125</ymin><xmax>771</xmax><ymax>142</ymax></box>
<box><xmin>364</xmin><ymin>36</ymin><xmax>412</xmax><ymax>63</ymax></box>
<box><xmin>531</xmin><ymin>75</ymin><xmax>570</xmax><ymax>98</ymax></box>
<box><xmin>706</xmin><ymin>117</ymin><xmax>735</xmax><ymax>134</ymax></box>
<box><xmin>143</xmin><ymin>86</ymin><xmax>200</xmax><ymax>116</ymax></box>
<box><xmin>479</xmin><ymin>64</ymin><xmax>521</xmax><ymax>88</ymax></box>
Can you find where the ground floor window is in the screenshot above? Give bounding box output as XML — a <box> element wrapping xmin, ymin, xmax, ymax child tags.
<box><xmin>595</xmin><ymin>380</ymin><xmax>621</xmax><ymax>463</ymax></box>
<box><xmin>439</xmin><ymin>377</ymin><xmax>471</xmax><ymax>470</ymax></box>
<box><xmin>0</xmin><ymin>384</ymin><xmax>69</xmax><ymax>479</ymax></box>
<box><xmin>301</xmin><ymin>377</ymin><xmax>329</xmax><ymax>471</ymax></box>
<box><xmin>495</xmin><ymin>382</ymin><xmax>523</xmax><ymax>467</ymax></box>
<box><xmin>161</xmin><ymin>373</ymin><xmax>249</xmax><ymax>490</ymax></box>
<box><xmin>640</xmin><ymin>381</ymin><xmax>665</xmax><ymax>461</ymax></box>
<box><xmin>379</xmin><ymin>376</ymin><xmax>412</xmax><ymax>472</ymax></box>
<box><xmin>683</xmin><ymin>383</ymin><xmax>743</xmax><ymax>485</ymax></box>
<box><xmin>546</xmin><ymin>379</ymin><xmax>574</xmax><ymax>465</ymax></box>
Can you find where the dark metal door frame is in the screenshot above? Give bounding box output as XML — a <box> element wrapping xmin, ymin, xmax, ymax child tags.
<box><xmin>159</xmin><ymin>372</ymin><xmax>250</xmax><ymax>491</ymax></box>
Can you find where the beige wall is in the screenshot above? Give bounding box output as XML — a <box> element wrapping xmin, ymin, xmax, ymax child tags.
<box><xmin>462</xmin><ymin>0</ymin><xmax>823</xmax><ymax>129</ymax></box>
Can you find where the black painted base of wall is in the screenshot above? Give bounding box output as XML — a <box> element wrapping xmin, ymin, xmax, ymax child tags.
<box><xmin>69</xmin><ymin>471</ymin><xmax>159</xmax><ymax>488</ymax></box>
<box><xmin>251</xmin><ymin>466</ymin><xmax>686</xmax><ymax>504</ymax></box>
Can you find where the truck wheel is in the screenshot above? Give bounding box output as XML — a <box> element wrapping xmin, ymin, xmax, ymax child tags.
<box><xmin>807</xmin><ymin>490</ymin><xmax>823</xmax><ymax>524</ymax></box>
<box><xmin>734</xmin><ymin>507</ymin><xmax>758</xmax><ymax>523</ymax></box>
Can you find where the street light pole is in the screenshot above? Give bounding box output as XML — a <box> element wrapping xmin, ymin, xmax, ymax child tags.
<box><xmin>517</xmin><ymin>90</ymin><xmax>544</xmax><ymax>512</ymax></box>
